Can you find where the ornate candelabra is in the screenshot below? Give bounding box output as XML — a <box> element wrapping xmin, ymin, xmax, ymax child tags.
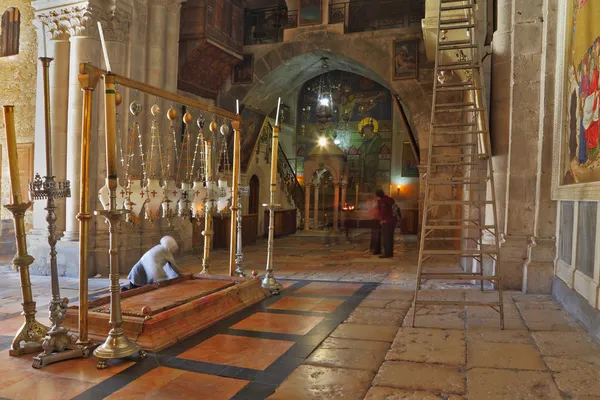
<box><xmin>234</xmin><ymin>186</ymin><xmax>250</xmax><ymax>277</ymax></box>
<box><xmin>262</xmin><ymin>99</ymin><xmax>283</xmax><ymax>294</ymax></box>
<box><xmin>31</xmin><ymin>57</ymin><xmax>91</xmax><ymax>368</ymax></box>
<box><xmin>3</xmin><ymin>105</ymin><xmax>49</xmax><ymax>356</ymax></box>
<box><xmin>93</xmin><ymin>73</ymin><xmax>146</xmax><ymax>369</ymax></box>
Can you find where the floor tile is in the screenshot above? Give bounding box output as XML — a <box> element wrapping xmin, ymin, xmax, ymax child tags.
<box><xmin>373</xmin><ymin>361</ymin><xmax>465</xmax><ymax>394</ymax></box>
<box><xmin>364</xmin><ymin>387</ymin><xmax>457</xmax><ymax>400</ymax></box>
<box><xmin>345</xmin><ymin>307</ymin><xmax>406</xmax><ymax>326</ymax></box>
<box><xmin>231</xmin><ymin>312</ymin><xmax>324</xmax><ymax>335</ymax></box>
<box><xmin>179</xmin><ymin>334</ymin><xmax>294</xmax><ymax>370</ymax></box>
<box><xmin>467</xmin><ymin>342</ymin><xmax>546</xmax><ymax>370</ymax></box>
<box><xmin>404</xmin><ymin>313</ymin><xmax>465</xmax><ymax>330</ymax></box>
<box><xmin>305</xmin><ymin>346</ymin><xmax>387</xmax><ymax>373</ymax></box>
<box><xmin>467</xmin><ymin>368</ymin><xmax>562</xmax><ymax>400</ymax></box>
<box><xmin>532</xmin><ymin>331</ymin><xmax>600</xmax><ymax>359</ymax></box>
<box><xmin>318</xmin><ymin>337</ymin><xmax>391</xmax><ymax>352</ymax></box>
<box><xmin>545</xmin><ymin>357</ymin><xmax>600</xmax><ymax>396</ymax></box>
<box><xmin>0</xmin><ymin>371</ymin><xmax>94</xmax><ymax>400</ymax></box>
<box><xmin>387</xmin><ymin>328</ymin><xmax>466</xmax><ymax>365</ymax></box>
<box><xmin>268</xmin><ymin>296</ymin><xmax>344</xmax><ymax>313</ymax></box>
<box><xmin>519</xmin><ymin>309</ymin><xmax>580</xmax><ymax>331</ymax></box>
<box><xmin>268</xmin><ymin>364</ymin><xmax>374</xmax><ymax>400</ymax></box>
<box><xmin>466</xmin><ymin>328</ymin><xmax>532</xmax><ymax>344</ymax></box>
<box><xmin>106</xmin><ymin>366</ymin><xmax>248</xmax><ymax>400</ymax></box>
<box><xmin>293</xmin><ymin>282</ymin><xmax>363</xmax><ymax>296</ymax></box>
<box><xmin>330</xmin><ymin>323</ymin><xmax>398</xmax><ymax>342</ymax></box>
<box><xmin>465</xmin><ymin>316</ymin><xmax>525</xmax><ymax>330</ymax></box>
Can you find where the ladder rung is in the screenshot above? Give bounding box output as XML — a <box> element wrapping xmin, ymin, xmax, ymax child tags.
<box><xmin>421</xmin><ymin>249</ymin><xmax>497</xmax><ymax>256</ymax></box>
<box><xmin>440</xmin><ymin>5</ymin><xmax>474</xmax><ymax>11</ymax></box>
<box><xmin>434</xmin><ymin>130</ymin><xmax>486</xmax><ymax>135</ymax></box>
<box><xmin>440</xmin><ymin>24</ymin><xmax>475</xmax><ymax>30</ymax></box>
<box><xmin>433</xmin><ymin>122</ymin><xmax>477</xmax><ymax>128</ymax></box>
<box><xmin>439</xmin><ymin>44</ymin><xmax>478</xmax><ymax>51</ymax></box>
<box><xmin>440</xmin><ymin>18</ymin><xmax>470</xmax><ymax>25</ymax></box>
<box><xmin>438</xmin><ymin>64</ymin><xmax>478</xmax><ymax>71</ymax></box>
<box><xmin>436</xmin><ymin>86</ymin><xmax>481</xmax><ymax>92</ymax></box>
<box><xmin>424</xmin><ymin>225</ymin><xmax>496</xmax><ymax>230</ymax></box>
<box><xmin>431</xmin><ymin>162</ymin><xmax>479</xmax><ymax>166</ymax></box>
<box><xmin>427</xmin><ymin>200</ymin><xmax>493</xmax><ymax>205</ymax></box>
<box><xmin>414</xmin><ymin>300</ymin><xmax>501</xmax><ymax>307</ymax></box>
<box><xmin>435</xmin><ymin>108</ymin><xmax>485</xmax><ymax>113</ymax></box>
<box><xmin>432</xmin><ymin>143</ymin><xmax>477</xmax><ymax>148</ymax></box>
<box><xmin>438</xmin><ymin>39</ymin><xmax>472</xmax><ymax>46</ymax></box>
<box><xmin>435</xmin><ymin>102</ymin><xmax>476</xmax><ymax>108</ymax></box>
<box><xmin>420</xmin><ymin>274</ymin><xmax>499</xmax><ymax>281</ymax></box>
<box><xmin>428</xmin><ymin>176</ymin><xmax>489</xmax><ymax>184</ymax></box>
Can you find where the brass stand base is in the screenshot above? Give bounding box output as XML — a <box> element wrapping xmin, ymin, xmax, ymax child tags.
<box><xmin>9</xmin><ymin>315</ymin><xmax>49</xmax><ymax>357</ymax></box>
<box><xmin>93</xmin><ymin>328</ymin><xmax>146</xmax><ymax>369</ymax></box>
<box><xmin>234</xmin><ymin>267</ymin><xmax>246</xmax><ymax>277</ymax></box>
<box><xmin>261</xmin><ymin>275</ymin><xmax>282</xmax><ymax>295</ymax></box>
<box><xmin>32</xmin><ymin>347</ymin><xmax>88</xmax><ymax>369</ymax></box>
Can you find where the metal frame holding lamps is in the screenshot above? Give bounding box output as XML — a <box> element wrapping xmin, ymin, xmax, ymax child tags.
<box><xmin>262</xmin><ymin>98</ymin><xmax>283</xmax><ymax>294</ymax></box>
<box><xmin>2</xmin><ymin>105</ymin><xmax>49</xmax><ymax>356</ymax></box>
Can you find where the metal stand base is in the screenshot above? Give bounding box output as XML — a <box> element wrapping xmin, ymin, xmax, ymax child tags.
<box><xmin>262</xmin><ymin>275</ymin><xmax>282</xmax><ymax>295</ymax></box>
<box><xmin>234</xmin><ymin>267</ymin><xmax>246</xmax><ymax>277</ymax></box>
<box><xmin>32</xmin><ymin>347</ymin><xmax>88</xmax><ymax>369</ymax></box>
<box><xmin>93</xmin><ymin>328</ymin><xmax>146</xmax><ymax>369</ymax></box>
<box><xmin>9</xmin><ymin>316</ymin><xmax>49</xmax><ymax>357</ymax></box>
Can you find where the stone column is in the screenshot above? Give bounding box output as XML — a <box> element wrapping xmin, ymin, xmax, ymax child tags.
<box><xmin>62</xmin><ymin>15</ymin><xmax>101</xmax><ymax>242</ymax></box>
<box><xmin>313</xmin><ymin>184</ymin><xmax>320</xmax><ymax>230</ymax></box>
<box><xmin>333</xmin><ymin>181</ymin><xmax>340</xmax><ymax>232</ymax></box>
<box><xmin>164</xmin><ymin>2</ymin><xmax>183</xmax><ymax>92</ymax></box>
<box><xmin>495</xmin><ymin>0</ymin><xmax>557</xmax><ymax>292</ymax></box>
<box><xmin>304</xmin><ymin>183</ymin><xmax>311</xmax><ymax>231</ymax></box>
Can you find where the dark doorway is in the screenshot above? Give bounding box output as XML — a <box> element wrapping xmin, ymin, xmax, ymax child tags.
<box><xmin>249</xmin><ymin>175</ymin><xmax>260</xmax><ymax>214</ymax></box>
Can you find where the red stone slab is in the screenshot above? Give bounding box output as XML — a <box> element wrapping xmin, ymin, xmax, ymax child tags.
<box><xmin>64</xmin><ymin>275</ymin><xmax>268</xmax><ymax>352</ymax></box>
<box><xmin>90</xmin><ymin>279</ymin><xmax>233</xmax><ymax>317</ymax></box>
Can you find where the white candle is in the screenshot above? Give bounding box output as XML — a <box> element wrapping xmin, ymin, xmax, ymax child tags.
<box><xmin>41</xmin><ymin>24</ymin><xmax>47</xmax><ymax>58</ymax></box>
<box><xmin>236</xmin><ymin>99</ymin><xmax>240</xmax><ymax>115</ymax></box>
<box><xmin>275</xmin><ymin>97</ymin><xmax>281</xmax><ymax>127</ymax></box>
<box><xmin>97</xmin><ymin>22</ymin><xmax>112</xmax><ymax>72</ymax></box>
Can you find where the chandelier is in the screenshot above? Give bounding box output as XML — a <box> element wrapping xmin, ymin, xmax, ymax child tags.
<box><xmin>315</xmin><ymin>57</ymin><xmax>334</xmax><ymax>124</ymax></box>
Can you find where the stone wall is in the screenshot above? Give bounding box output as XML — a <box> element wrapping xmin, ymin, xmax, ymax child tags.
<box><xmin>0</xmin><ymin>1</ymin><xmax>36</xmax><ymax>222</ymax></box>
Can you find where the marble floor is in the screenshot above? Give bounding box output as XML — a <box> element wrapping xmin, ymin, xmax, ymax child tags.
<box><xmin>0</xmin><ymin>235</ymin><xmax>599</xmax><ymax>399</ymax></box>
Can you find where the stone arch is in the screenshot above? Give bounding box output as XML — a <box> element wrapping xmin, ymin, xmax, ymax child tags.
<box><xmin>219</xmin><ymin>32</ymin><xmax>433</xmax><ymax>146</ymax></box>
<box><xmin>304</xmin><ymin>160</ymin><xmax>342</xmax><ymax>187</ymax></box>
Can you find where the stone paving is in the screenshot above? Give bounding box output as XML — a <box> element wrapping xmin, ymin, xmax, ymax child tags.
<box><xmin>0</xmin><ymin>235</ymin><xmax>599</xmax><ymax>399</ymax></box>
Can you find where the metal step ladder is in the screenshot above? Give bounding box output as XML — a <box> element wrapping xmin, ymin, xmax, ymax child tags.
<box><xmin>412</xmin><ymin>0</ymin><xmax>504</xmax><ymax>329</ymax></box>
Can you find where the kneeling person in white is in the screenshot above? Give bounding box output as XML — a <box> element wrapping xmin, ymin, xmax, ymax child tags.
<box><xmin>125</xmin><ymin>236</ymin><xmax>182</xmax><ymax>289</ymax></box>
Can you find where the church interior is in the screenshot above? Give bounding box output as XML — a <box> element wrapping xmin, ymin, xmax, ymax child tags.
<box><xmin>0</xmin><ymin>0</ymin><xmax>600</xmax><ymax>398</ymax></box>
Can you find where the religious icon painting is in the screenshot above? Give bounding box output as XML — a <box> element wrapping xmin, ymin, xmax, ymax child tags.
<box><xmin>393</xmin><ymin>39</ymin><xmax>419</xmax><ymax>80</ymax></box>
<box><xmin>299</xmin><ymin>0</ymin><xmax>322</xmax><ymax>26</ymax></box>
<box><xmin>232</xmin><ymin>54</ymin><xmax>253</xmax><ymax>84</ymax></box>
<box><xmin>402</xmin><ymin>141</ymin><xmax>419</xmax><ymax>177</ymax></box>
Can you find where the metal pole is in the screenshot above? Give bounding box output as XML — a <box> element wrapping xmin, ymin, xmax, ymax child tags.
<box><xmin>76</xmin><ymin>64</ymin><xmax>99</xmax><ymax>347</ymax></box>
<box><xmin>201</xmin><ymin>126</ymin><xmax>215</xmax><ymax>275</ymax></box>
<box><xmin>3</xmin><ymin>106</ymin><xmax>49</xmax><ymax>356</ymax></box>
<box><xmin>93</xmin><ymin>73</ymin><xmax>146</xmax><ymax>369</ymax></box>
<box><xmin>235</xmin><ymin>186</ymin><xmax>249</xmax><ymax>277</ymax></box>
<box><xmin>262</xmin><ymin>125</ymin><xmax>282</xmax><ymax>294</ymax></box>
<box><xmin>229</xmin><ymin>120</ymin><xmax>241</xmax><ymax>276</ymax></box>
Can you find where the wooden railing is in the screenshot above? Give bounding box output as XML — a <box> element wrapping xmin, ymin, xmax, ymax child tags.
<box><xmin>263</xmin><ymin>209</ymin><xmax>297</xmax><ymax>237</ymax></box>
<box><xmin>329</xmin><ymin>0</ymin><xmax>424</xmax><ymax>33</ymax></box>
<box><xmin>244</xmin><ymin>6</ymin><xmax>297</xmax><ymax>45</ymax></box>
<box><xmin>193</xmin><ymin>214</ymin><xmax>259</xmax><ymax>250</ymax></box>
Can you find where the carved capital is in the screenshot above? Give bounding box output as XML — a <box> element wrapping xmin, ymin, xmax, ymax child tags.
<box><xmin>36</xmin><ymin>4</ymin><xmax>131</xmax><ymax>42</ymax></box>
<box><xmin>149</xmin><ymin>0</ymin><xmax>184</xmax><ymax>9</ymax></box>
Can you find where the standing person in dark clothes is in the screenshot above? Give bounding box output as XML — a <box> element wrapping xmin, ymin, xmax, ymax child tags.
<box><xmin>376</xmin><ymin>189</ymin><xmax>396</xmax><ymax>258</ymax></box>
<box><xmin>369</xmin><ymin>198</ymin><xmax>381</xmax><ymax>254</ymax></box>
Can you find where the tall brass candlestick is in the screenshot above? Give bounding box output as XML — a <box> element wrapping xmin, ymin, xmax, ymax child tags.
<box><xmin>201</xmin><ymin>134</ymin><xmax>214</xmax><ymax>275</ymax></box>
<box><xmin>262</xmin><ymin>124</ymin><xmax>282</xmax><ymax>294</ymax></box>
<box><xmin>93</xmin><ymin>73</ymin><xmax>146</xmax><ymax>369</ymax></box>
<box><xmin>76</xmin><ymin>64</ymin><xmax>100</xmax><ymax>347</ymax></box>
<box><xmin>229</xmin><ymin>119</ymin><xmax>241</xmax><ymax>276</ymax></box>
<box><xmin>31</xmin><ymin>57</ymin><xmax>86</xmax><ymax>369</ymax></box>
<box><xmin>3</xmin><ymin>105</ymin><xmax>49</xmax><ymax>356</ymax></box>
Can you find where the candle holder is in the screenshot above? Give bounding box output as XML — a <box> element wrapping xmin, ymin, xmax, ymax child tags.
<box><xmin>262</xmin><ymin>122</ymin><xmax>282</xmax><ymax>295</ymax></box>
<box><xmin>30</xmin><ymin>57</ymin><xmax>93</xmax><ymax>368</ymax></box>
<box><xmin>5</xmin><ymin>202</ymin><xmax>49</xmax><ymax>356</ymax></box>
<box><xmin>3</xmin><ymin>105</ymin><xmax>49</xmax><ymax>356</ymax></box>
<box><xmin>234</xmin><ymin>186</ymin><xmax>250</xmax><ymax>277</ymax></box>
<box><xmin>201</xmin><ymin>137</ymin><xmax>215</xmax><ymax>276</ymax></box>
